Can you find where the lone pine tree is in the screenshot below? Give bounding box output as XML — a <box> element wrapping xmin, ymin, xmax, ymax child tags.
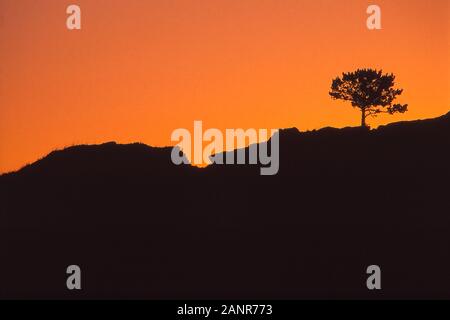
<box><xmin>329</xmin><ymin>68</ymin><xmax>408</xmax><ymax>127</ymax></box>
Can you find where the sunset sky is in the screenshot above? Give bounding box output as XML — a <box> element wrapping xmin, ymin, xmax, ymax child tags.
<box><xmin>0</xmin><ymin>0</ymin><xmax>449</xmax><ymax>173</ymax></box>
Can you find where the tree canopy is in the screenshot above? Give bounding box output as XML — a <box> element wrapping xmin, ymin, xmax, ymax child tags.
<box><xmin>329</xmin><ymin>69</ymin><xmax>408</xmax><ymax>127</ymax></box>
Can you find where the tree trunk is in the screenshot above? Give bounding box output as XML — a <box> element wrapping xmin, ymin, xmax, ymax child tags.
<box><xmin>361</xmin><ymin>108</ymin><xmax>366</xmax><ymax>127</ymax></box>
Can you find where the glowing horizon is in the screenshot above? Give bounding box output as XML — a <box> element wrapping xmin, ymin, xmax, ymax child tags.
<box><xmin>1</xmin><ymin>0</ymin><xmax>449</xmax><ymax>173</ymax></box>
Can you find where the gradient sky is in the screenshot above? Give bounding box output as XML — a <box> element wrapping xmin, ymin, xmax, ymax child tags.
<box><xmin>1</xmin><ymin>0</ymin><xmax>449</xmax><ymax>173</ymax></box>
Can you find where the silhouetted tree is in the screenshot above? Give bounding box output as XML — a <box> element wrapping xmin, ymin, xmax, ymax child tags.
<box><xmin>329</xmin><ymin>69</ymin><xmax>408</xmax><ymax>127</ymax></box>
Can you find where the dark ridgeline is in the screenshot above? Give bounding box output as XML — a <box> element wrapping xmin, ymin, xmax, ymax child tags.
<box><xmin>0</xmin><ymin>112</ymin><xmax>449</xmax><ymax>299</ymax></box>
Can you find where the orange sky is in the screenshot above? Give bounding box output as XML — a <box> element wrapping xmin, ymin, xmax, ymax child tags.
<box><xmin>0</xmin><ymin>0</ymin><xmax>449</xmax><ymax>173</ymax></box>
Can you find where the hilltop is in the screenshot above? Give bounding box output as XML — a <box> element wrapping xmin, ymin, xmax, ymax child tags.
<box><xmin>1</xmin><ymin>112</ymin><xmax>449</xmax><ymax>299</ymax></box>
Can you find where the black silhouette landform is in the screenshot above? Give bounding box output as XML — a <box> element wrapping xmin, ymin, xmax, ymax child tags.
<box><xmin>1</xmin><ymin>112</ymin><xmax>449</xmax><ymax>299</ymax></box>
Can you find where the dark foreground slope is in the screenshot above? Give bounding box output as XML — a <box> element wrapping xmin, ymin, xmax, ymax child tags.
<box><xmin>1</xmin><ymin>113</ymin><xmax>449</xmax><ymax>299</ymax></box>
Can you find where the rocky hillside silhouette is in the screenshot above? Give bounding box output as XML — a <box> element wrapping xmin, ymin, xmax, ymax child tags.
<box><xmin>1</xmin><ymin>112</ymin><xmax>449</xmax><ymax>299</ymax></box>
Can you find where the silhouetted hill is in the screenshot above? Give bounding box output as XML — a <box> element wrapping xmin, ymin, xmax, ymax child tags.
<box><xmin>1</xmin><ymin>112</ymin><xmax>449</xmax><ymax>299</ymax></box>
<box><xmin>3</xmin><ymin>142</ymin><xmax>195</xmax><ymax>179</ymax></box>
